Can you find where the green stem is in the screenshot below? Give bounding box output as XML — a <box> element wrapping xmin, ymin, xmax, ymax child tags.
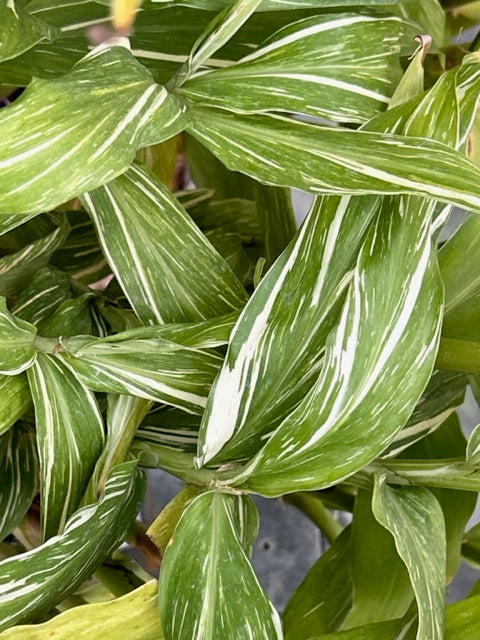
<box><xmin>374</xmin><ymin>459</ymin><xmax>480</xmax><ymax>492</ymax></box>
<box><xmin>436</xmin><ymin>337</ymin><xmax>480</xmax><ymax>374</ymax></box>
<box><xmin>284</xmin><ymin>492</ymin><xmax>343</xmax><ymax>542</ymax></box>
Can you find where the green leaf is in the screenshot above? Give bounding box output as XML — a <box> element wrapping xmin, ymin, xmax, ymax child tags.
<box><xmin>0</xmin><ymin>1</ymin><xmax>58</xmax><ymax>63</ymax></box>
<box><xmin>341</xmin><ymin>490</ymin><xmax>412</xmax><ymax>629</ymax></box>
<box><xmin>0</xmin><ymin>461</ymin><xmax>145</xmax><ymax>632</ymax></box>
<box><xmin>27</xmin><ymin>353</ymin><xmax>105</xmax><ymax>539</ymax></box>
<box><xmin>186</xmin><ymin>107</ymin><xmax>480</xmax><ymax>211</ymax></box>
<box><xmin>0</xmin><ymin>581</ymin><xmax>163</xmax><ymax>640</ymax></box>
<box><xmin>83</xmin><ymin>395</ymin><xmax>153</xmax><ymax>504</ymax></box>
<box><xmin>179</xmin><ymin>0</ymin><xmax>263</xmax><ymax>81</ymax></box>
<box><xmin>197</xmin><ymin>195</ymin><xmax>378</xmax><ymax>465</ymax></box>
<box><xmin>282</xmin><ymin>528</ymin><xmax>352</xmax><ymax>639</ymax></box>
<box><xmin>372</xmin><ymin>476</ymin><xmax>446</xmax><ymax>640</ymax></box>
<box><xmin>233</xmin><ymin>196</ymin><xmax>442</xmax><ymax>494</ymax></box>
<box><xmin>136</xmin><ymin>405</ymin><xmax>201</xmax><ymax>454</ymax></box>
<box><xmin>39</xmin><ymin>294</ymin><xmax>97</xmax><ymax>339</ymax></box>
<box><xmin>60</xmin><ymin>333</ymin><xmax>224</xmax><ymax>415</ymax></box>
<box><xmin>12</xmin><ymin>267</ymin><xmax>72</xmax><ymax>327</ymax></box>
<box><xmin>181</xmin><ymin>12</ymin><xmax>415</xmax><ymax>124</ymax></box>
<box><xmin>253</xmin><ymin>183</ymin><xmax>296</xmax><ymax>266</ymax></box>
<box><xmin>0</xmin><ymin>298</ymin><xmax>36</xmax><ymax>375</ymax></box>
<box><xmin>0</xmin><ymin>41</ymin><xmax>185</xmax><ymax>216</ymax></box>
<box><xmin>397</xmin><ymin>413</ymin><xmax>477</xmax><ymax>582</ymax></box>
<box><xmin>387</xmin><ymin>370</ymin><xmax>467</xmax><ymax>456</ymax></box>
<box><xmin>0</xmin><ymin>422</ymin><xmax>38</xmax><ymax>541</ymax></box>
<box><xmin>151</xmin><ymin>0</ymin><xmax>413</xmax><ymax>10</ymax></box>
<box><xmin>388</xmin><ymin>34</ymin><xmax>429</xmax><ymax>109</ymax></box>
<box><xmin>82</xmin><ymin>162</ymin><xmax>247</xmax><ymax>325</ymax></box>
<box><xmin>159</xmin><ymin>491</ymin><xmax>282</xmax><ymax>640</ymax></box>
<box><xmin>0</xmin><ymin>375</ymin><xmax>31</xmax><ymax>437</ymax></box>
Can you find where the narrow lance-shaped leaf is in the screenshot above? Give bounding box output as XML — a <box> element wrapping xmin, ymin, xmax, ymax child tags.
<box><xmin>59</xmin><ymin>334</ymin><xmax>224</xmax><ymax>415</ymax></box>
<box><xmin>0</xmin><ymin>461</ymin><xmax>145</xmax><ymax>632</ymax></box>
<box><xmin>235</xmin><ymin>196</ymin><xmax>442</xmax><ymax>495</ymax></box>
<box><xmin>0</xmin><ymin>1</ymin><xmax>58</xmax><ymax>63</ymax></box>
<box><xmin>159</xmin><ymin>491</ymin><xmax>282</xmax><ymax>640</ymax></box>
<box><xmin>0</xmin><ymin>40</ymin><xmax>186</xmax><ymax>217</ymax></box>
<box><xmin>0</xmin><ymin>581</ymin><xmax>163</xmax><ymax>640</ymax></box>
<box><xmin>82</xmin><ymin>162</ymin><xmax>247</xmax><ymax>325</ymax></box>
<box><xmin>151</xmin><ymin>0</ymin><xmax>414</xmax><ymax>10</ymax></box>
<box><xmin>27</xmin><ymin>353</ymin><xmax>105</xmax><ymax>539</ymax></box>
<box><xmin>372</xmin><ymin>476</ymin><xmax>446</xmax><ymax>640</ymax></box>
<box><xmin>197</xmin><ymin>195</ymin><xmax>378</xmax><ymax>466</ymax></box>
<box><xmin>12</xmin><ymin>267</ymin><xmax>72</xmax><ymax>328</ymax></box>
<box><xmin>0</xmin><ymin>374</ymin><xmax>31</xmax><ymax>437</ymax></box>
<box><xmin>0</xmin><ymin>298</ymin><xmax>37</xmax><ymax>375</ymax></box>
<box><xmin>181</xmin><ymin>12</ymin><xmax>416</xmax><ymax>124</ymax></box>
<box><xmin>0</xmin><ymin>214</ymin><xmax>70</xmax><ymax>298</ymax></box>
<box><xmin>186</xmin><ymin>108</ymin><xmax>480</xmax><ymax>212</ymax></box>
<box><xmin>0</xmin><ymin>422</ymin><xmax>38</xmax><ymax>541</ymax></box>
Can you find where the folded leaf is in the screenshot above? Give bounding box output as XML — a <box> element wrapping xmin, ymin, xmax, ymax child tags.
<box><xmin>197</xmin><ymin>195</ymin><xmax>378</xmax><ymax>465</ymax></box>
<box><xmin>0</xmin><ymin>2</ymin><xmax>58</xmax><ymax>63</ymax></box>
<box><xmin>187</xmin><ymin>108</ymin><xmax>480</xmax><ymax>211</ymax></box>
<box><xmin>0</xmin><ymin>461</ymin><xmax>145</xmax><ymax>632</ymax></box>
<box><xmin>0</xmin><ymin>41</ymin><xmax>185</xmax><ymax>216</ymax></box>
<box><xmin>0</xmin><ymin>581</ymin><xmax>162</xmax><ymax>640</ymax></box>
<box><xmin>27</xmin><ymin>353</ymin><xmax>105</xmax><ymax>539</ymax></box>
<box><xmin>159</xmin><ymin>491</ymin><xmax>282</xmax><ymax>640</ymax></box>
<box><xmin>372</xmin><ymin>476</ymin><xmax>446</xmax><ymax>640</ymax></box>
<box><xmin>181</xmin><ymin>12</ymin><xmax>415</xmax><ymax>123</ymax></box>
<box><xmin>0</xmin><ymin>422</ymin><xmax>38</xmax><ymax>541</ymax></box>
<box><xmin>60</xmin><ymin>336</ymin><xmax>224</xmax><ymax>414</ymax></box>
<box><xmin>82</xmin><ymin>162</ymin><xmax>247</xmax><ymax>325</ymax></box>
<box><xmin>0</xmin><ymin>375</ymin><xmax>31</xmax><ymax>437</ymax></box>
<box><xmin>0</xmin><ymin>299</ymin><xmax>37</xmax><ymax>375</ymax></box>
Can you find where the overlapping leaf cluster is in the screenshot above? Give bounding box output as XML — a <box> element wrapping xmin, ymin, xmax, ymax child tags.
<box><xmin>1</xmin><ymin>0</ymin><xmax>480</xmax><ymax>638</ymax></box>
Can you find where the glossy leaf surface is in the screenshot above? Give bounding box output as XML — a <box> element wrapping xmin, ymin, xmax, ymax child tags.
<box><xmin>0</xmin><ymin>299</ymin><xmax>36</xmax><ymax>375</ymax></box>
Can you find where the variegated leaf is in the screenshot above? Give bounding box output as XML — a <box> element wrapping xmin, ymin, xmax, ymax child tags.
<box><xmin>12</xmin><ymin>267</ymin><xmax>72</xmax><ymax>328</ymax></box>
<box><xmin>152</xmin><ymin>0</ymin><xmax>412</xmax><ymax>10</ymax></box>
<box><xmin>27</xmin><ymin>353</ymin><xmax>105</xmax><ymax>539</ymax></box>
<box><xmin>0</xmin><ymin>298</ymin><xmax>36</xmax><ymax>375</ymax></box>
<box><xmin>372</xmin><ymin>476</ymin><xmax>446</xmax><ymax>640</ymax></box>
<box><xmin>0</xmin><ymin>375</ymin><xmax>31</xmax><ymax>437</ymax></box>
<box><xmin>0</xmin><ymin>422</ymin><xmax>38</xmax><ymax>541</ymax></box>
<box><xmin>0</xmin><ymin>581</ymin><xmax>162</xmax><ymax>640</ymax></box>
<box><xmin>83</xmin><ymin>395</ymin><xmax>153</xmax><ymax>504</ymax></box>
<box><xmin>136</xmin><ymin>406</ymin><xmax>201</xmax><ymax>454</ymax></box>
<box><xmin>187</xmin><ymin>107</ymin><xmax>480</xmax><ymax>212</ymax></box>
<box><xmin>233</xmin><ymin>197</ymin><xmax>442</xmax><ymax>495</ymax></box>
<box><xmin>159</xmin><ymin>491</ymin><xmax>282</xmax><ymax>640</ymax></box>
<box><xmin>181</xmin><ymin>12</ymin><xmax>416</xmax><ymax>124</ymax></box>
<box><xmin>0</xmin><ymin>214</ymin><xmax>70</xmax><ymax>298</ymax></box>
<box><xmin>0</xmin><ymin>461</ymin><xmax>145</xmax><ymax>632</ymax></box>
<box><xmin>197</xmin><ymin>195</ymin><xmax>378</xmax><ymax>465</ymax></box>
<box><xmin>59</xmin><ymin>334</ymin><xmax>224</xmax><ymax>414</ymax></box>
<box><xmin>0</xmin><ymin>1</ymin><xmax>58</xmax><ymax>63</ymax></box>
<box><xmin>82</xmin><ymin>162</ymin><xmax>247</xmax><ymax>325</ymax></box>
<box><xmin>0</xmin><ymin>40</ymin><xmax>185</xmax><ymax>216</ymax></box>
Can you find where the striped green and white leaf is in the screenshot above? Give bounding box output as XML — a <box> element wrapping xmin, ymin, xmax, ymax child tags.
<box><xmin>0</xmin><ymin>1</ymin><xmax>58</xmax><ymax>63</ymax></box>
<box><xmin>386</xmin><ymin>370</ymin><xmax>467</xmax><ymax>456</ymax></box>
<box><xmin>151</xmin><ymin>0</ymin><xmax>413</xmax><ymax>10</ymax></box>
<box><xmin>138</xmin><ymin>406</ymin><xmax>201</xmax><ymax>453</ymax></box>
<box><xmin>0</xmin><ymin>581</ymin><xmax>163</xmax><ymax>640</ymax></box>
<box><xmin>0</xmin><ymin>375</ymin><xmax>31</xmax><ymax>437</ymax></box>
<box><xmin>372</xmin><ymin>476</ymin><xmax>446</xmax><ymax>640</ymax></box>
<box><xmin>181</xmin><ymin>12</ymin><xmax>415</xmax><ymax>124</ymax></box>
<box><xmin>59</xmin><ymin>334</ymin><xmax>224</xmax><ymax>415</ymax></box>
<box><xmin>27</xmin><ymin>353</ymin><xmax>105</xmax><ymax>539</ymax></box>
<box><xmin>282</xmin><ymin>528</ymin><xmax>352</xmax><ymax>639</ymax></box>
<box><xmin>197</xmin><ymin>195</ymin><xmax>378</xmax><ymax>465</ymax></box>
<box><xmin>39</xmin><ymin>294</ymin><xmax>98</xmax><ymax>339</ymax></box>
<box><xmin>159</xmin><ymin>491</ymin><xmax>282</xmax><ymax>640</ymax></box>
<box><xmin>83</xmin><ymin>395</ymin><xmax>152</xmax><ymax>504</ymax></box>
<box><xmin>341</xmin><ymin>491</ymin><xmax>412</xmax><ymax>630</ymax></box>
<box><xmin>82</xmin><ymin>162</ymin><xmax>247</xmax><ymax>325</ymax></box>
<box><xmin>187</xmin><ymin>107</ymin><xmax>480</xmax><ymax>212</ymax></box>
<box><xmin>0</xmin><ymin>299</ymin><xmax>36</xmax><ymax>375</ymax></box>
<box><xmin>232</xmin><ymin>196</ymin><xmax>442</xmax><ymax>495</ymax></box>
<box><xmin>0</xmin><ymin>422</ymin><xmax>38</xmax><ymax>541</ymax></box>
<box><xmin>0</xmin><ymin>214</ymin><xmax>70</xmax><ymax>298</ymax></box>
<box><xmin>0</xmin><ymin>461</ymin><xmax>145</xmax><ymax>633</ymax></box>
<box><xmin>12</xmin><ymin>267</ymin><xmax>72</xmax><ymax>328</ymax></box>
<box><xmin>0</xmin><ymin>40</ymin><xmax>185</xmax><ymax>216</ymax></box>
